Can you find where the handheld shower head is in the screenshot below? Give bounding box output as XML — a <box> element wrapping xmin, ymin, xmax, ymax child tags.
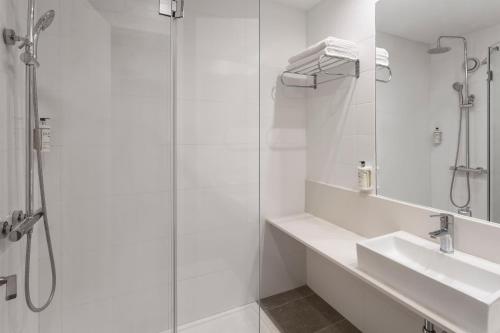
<box><xmin>34</xmin><ymin>10</ymin><xmax>55</xmax><ymax>35</ymax></box>
<box><xmin>452</xmin><ymin>82</ymin><xmax>464</xmax><ymax>92</ymax></box>
<box><xmin>30</xmin><ymin>10</ymin><xmax>55</xmax><ymax>60</ymax></box>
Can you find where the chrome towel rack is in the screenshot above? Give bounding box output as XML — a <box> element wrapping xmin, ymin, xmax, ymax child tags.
<box><xmin>280</xmin><ymin>54</ymin><xmax>360</xmax><ymax>89</ymax></box>
<box><xmin>376</xmin><ymin>64</ymin><xmax>392</xmax><ymax>83</ymax></box>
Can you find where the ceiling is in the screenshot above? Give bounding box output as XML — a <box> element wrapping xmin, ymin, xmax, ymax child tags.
<box><xmin>376</xmin><ymin>0</ymin><xmax>500</xmax><ymax>43</ymax></box>
<box><xmin>272</xmin><ymin>0</ymin><xmax>322</xmax><ymax>10</ymax></box>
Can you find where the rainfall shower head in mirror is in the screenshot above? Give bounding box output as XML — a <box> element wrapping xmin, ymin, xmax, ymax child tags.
<box><xmin>428</xmin><ymin>45</ymin><xmax>452</xmax><ymax>54</ymax></box>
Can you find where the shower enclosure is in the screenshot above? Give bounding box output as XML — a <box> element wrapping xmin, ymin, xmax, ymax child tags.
<box><xmin>489</xmin><ymin>44</ymin><xmax>500</xmax><ymax>222</ymax></box>
<box><xmin>0</xmin><ymin>0</ymin><xmax>260</xmax><ymax>332</ymax></box>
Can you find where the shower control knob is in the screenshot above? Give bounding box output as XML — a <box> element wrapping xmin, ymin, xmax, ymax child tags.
<box><xmin>11</xmin><ymin>210</ymin><xmax>24</xmax><ymax>224</ymax></box>
<box><xmin>0</xmin><ymin>221</ymin><xmax>8</xmax><ymax>239</ymax></box>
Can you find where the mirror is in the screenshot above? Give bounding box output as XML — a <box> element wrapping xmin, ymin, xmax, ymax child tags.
<box><xmin>375</xmin><ymin>0</ymin><xmax>500</xmax><ymax>222</ymax></box>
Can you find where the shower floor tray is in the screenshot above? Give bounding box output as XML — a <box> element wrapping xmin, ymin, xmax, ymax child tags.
<box><xmin>162</xmin><ymin>302</ymin><xmax>279</xmax><ymax>333</ymax></box>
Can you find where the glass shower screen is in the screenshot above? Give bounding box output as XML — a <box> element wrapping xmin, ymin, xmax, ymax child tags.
<box><xmin>36</xmin><ymin>0</ymin><xmax>174</xmax><ymax>332</ymax></box>
<box><xmin>175</xmin><ymin>0</ymin><xmax>261</xmax><ymax>331</ymax></box>
<box><xmin>31</xmin><ymin>0</ymin><xmax>260</xmax><ymax>331</ymax></box>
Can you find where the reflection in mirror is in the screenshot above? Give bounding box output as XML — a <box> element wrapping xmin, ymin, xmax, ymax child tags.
<box><xmin>375</xmin><ymin>0</ymin><xmax>500</xmax><ymax>222</ymax></box>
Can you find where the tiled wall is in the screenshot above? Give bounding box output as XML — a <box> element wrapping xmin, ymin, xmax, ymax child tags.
<box><xmin>376</xmin><ymin>32</ymin><xmax>432</xmax><ymax>207</ymax></box>
<box><xmin>176</xmin><ymin>0</ymin><xmax>260</xmax><ymax>325</ymax></box>
<box><xmin>306</xmin><ymin>0</ymin><xmax>376</xmax><ymax>189</ymax></box>
<box><xmin>260</xmin><ymin>0</ymin><xmax>308</xmax><ymax>298</ymax></box>
<box><xmin>37</xmin><ymin>0</ymin><xmax>174</xmax><ymax>332</ymax></box>
<box><xmin>0</xmin><ymin>0</ymin><xmax>39</xmax><ymax>332</ymax></box>
<box><xmin>302</xmin><ymin>0</ymin><xmax>426</xmax><ymax>330</ymax></box>
<box><xmin>259</xmin><ymin>0</ymin><xmax>377</xmax><ymax>299</ymax></box>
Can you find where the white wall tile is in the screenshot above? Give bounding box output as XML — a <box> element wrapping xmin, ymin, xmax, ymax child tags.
<box><xmin>36</xmin><ymin>2</ymin><xmax>174</xmax><ymax>332</ymax></box>
<box><xmin>306</xmin><ymin>0</ymin><xmax>376</xmax><ymax>190</ymax></box>
<box><xmin>259</xmin><ymin>0</ymin><xmax>308</xmax><ymax>298</ymax></box>
<box><xmin>177</xmin><ymin>0</ymin><xmax>260</xmax><ymax>325</ymax></box>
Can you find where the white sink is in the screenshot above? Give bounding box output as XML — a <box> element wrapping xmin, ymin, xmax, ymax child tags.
<box><xmin>357</xmin><ymin>231</ymin><xmax>500</xmax><ymax>333</ymax></box>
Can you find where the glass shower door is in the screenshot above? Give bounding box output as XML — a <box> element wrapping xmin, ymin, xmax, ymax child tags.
<box><xmin>35</xmin><ymin>0</ymin><xmax>175</xmax><ymax>332</ymax></box>
<box><xmin>175</xmin><ymin>0</ymin><xmax>260</xmax><ymax>331</ymax></box>
<box><xmin>490</xmin><ymin>44</ymin><xmax>500</xmax><ymax>221</ymax></box>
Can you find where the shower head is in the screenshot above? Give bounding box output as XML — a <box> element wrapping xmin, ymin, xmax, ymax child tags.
<box><xmin>428</xmin><ymin>45</ymin><xmax>452</xmax><ymax>54</ymax></box>
<box><xmin>34</xmin><ymin>10</ymin><xmax>55</xmax><ymax>35</ymax></box>
<box><xmin>31</xmin><ymin>10</ymin><xmax>55</xmax><ymax>59</ymax></box>
<box><xmin>452</xmin><ymin>82</ymin><xmax>463</xmax><ymax>92</ymax></box>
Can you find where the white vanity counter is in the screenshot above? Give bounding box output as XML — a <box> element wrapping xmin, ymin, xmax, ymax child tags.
<box><xmin>267</xmin><ymin>213</ymin><xmax>469</xmax><ymax>333</ymax></box>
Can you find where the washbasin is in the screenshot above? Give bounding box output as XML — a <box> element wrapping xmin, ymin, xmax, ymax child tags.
<box><xmin>357</xmin><ymin>231</ymin><xmax>500</xmax><ymax>333</ymax></box>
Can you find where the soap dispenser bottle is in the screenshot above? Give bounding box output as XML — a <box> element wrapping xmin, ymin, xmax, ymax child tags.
<box><xmin>358</xmin><ymin>161</ymin><xmax>372</xmax><ymax>192</ymax></box>
<box><xmin>433</xmin><ymin>127</ymin><xmax>442</xmax><ymax>145</ymax></box>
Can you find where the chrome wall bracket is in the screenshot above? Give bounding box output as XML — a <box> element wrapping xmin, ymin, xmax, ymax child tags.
<box><xmin>0</xmin><ymin>275</ymin><xmax>17</xmax><ymax>301</ymax></box>
<box><xmin>159</xmin><ymin>0</ymin><xmax>184</xmax><ymax>18</ymax></box>
<box><xmin>3</xmin><ymin>29</ymin><xmax>17</xmax><ymax>45</ymax></box>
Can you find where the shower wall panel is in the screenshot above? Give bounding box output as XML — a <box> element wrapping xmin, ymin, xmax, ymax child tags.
<box><xmin>36</xmin><ymin>0</ymin><xmax>174</xmax><ymax>332</ymax></box>
<box><xmin>176</xmin><ymin>0</ymin><xmax>260</xmax><ymax>326</ymax></box>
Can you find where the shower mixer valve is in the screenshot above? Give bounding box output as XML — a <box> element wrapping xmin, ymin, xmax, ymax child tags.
<box><xmin>0</xmin><ymin>210</ymin><xmax>43</xmax><ymax>242</ymax></box>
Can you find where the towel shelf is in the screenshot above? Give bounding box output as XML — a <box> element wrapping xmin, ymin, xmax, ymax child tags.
<box><xmin>280</xmin><ymin>54</ymin><xmax>360</xmax><ymax>89</ymax></box>
<box><xmin>376</xmin><ymin>64</ymin><xmax>392</xmax><ymax>83</ymax></box>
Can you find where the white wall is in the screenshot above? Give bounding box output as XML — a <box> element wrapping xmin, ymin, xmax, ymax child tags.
<box><xmin>306</xmin><ymin>0</ymin><xmax>376</xmax><ymax>189</ymax></box>
<box><xmin>260</xmin><ymin>0</ymin><xmax>308</xmax><ymax>298</ymax></box>
<box><xmin>37</xmin><ymin>1</ymin><xmax>174</xmax><ymax>332</ymax></box>
<box><xmin>376</xmin><ymin>32</ymin><xmax>432</xmax><ymax>207</ymax></box>
<box><xmin>176</xmin><ymin>0</ymin><xmax>260</xmax><ymax>325</ymax></box>
<box><xmin>0</xmin><ymin>0</ymin><xmax>39</xmax><ymax>332</ymax></box>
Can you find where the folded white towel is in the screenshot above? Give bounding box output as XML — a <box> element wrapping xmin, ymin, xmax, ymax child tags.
<box><xmin>376</xmin><ymin>58</ymin><xmax>389</xmax><ymax>67</ymax></box>
<box><xmin>286</xmin><ymin>47</ymin><xmax>359</xmax><ymax>72</ymax></box>
<box><xmin>376</xmin><ymin>47</ymin><xmax>389</xmax><ymax>67</ymax></box>
<box><xmin>376</xmin><ymin>47</ymin><xmax>389</xmax><ymax>58</ymax></box>
<box><xmin>288</xmin><ymin>37</ymin><xmax>357</xmax><ymax>64</ymax></box>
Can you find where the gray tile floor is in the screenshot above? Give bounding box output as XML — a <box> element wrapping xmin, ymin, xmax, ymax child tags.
<box><xmin>261</xmin><ymin>286</ymin><xmax>361</xmax><ymax>333</ymax></box>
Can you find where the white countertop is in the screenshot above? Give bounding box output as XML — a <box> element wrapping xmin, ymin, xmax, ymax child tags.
<box><xmin>267</xmin><ymin>213</ymin><xmax>467</xmax><ymax>333</ymax></box>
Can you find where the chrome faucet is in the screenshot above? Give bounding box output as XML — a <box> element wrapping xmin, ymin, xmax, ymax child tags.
<box><xmin>429</xmin><ymin>213</ymin><xmax>454</xmax><ymax>254</ymax></box>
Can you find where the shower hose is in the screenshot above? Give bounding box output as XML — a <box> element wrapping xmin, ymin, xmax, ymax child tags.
<box><xmin>25</xmin><ymin>64</ymin><xmax>57</xmax><ymax>312</ymax></box>
<box><xmin>449</xmin><ymin>95</ymin><xmax>471</xmax><ymax>209</ymax></box>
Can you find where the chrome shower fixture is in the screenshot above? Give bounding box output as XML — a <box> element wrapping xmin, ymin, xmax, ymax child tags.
<box><xmin>428</xmin><ymin>37</ymin><xmax>455</xmax><ymax>54</ymax></box>
<box><xmin>34</xmin><ymin>10</ymin><xmax>55</xmax><ymax>33</ymax></box>
<box><xmin>2</xmin><ymin>10</ymin><xmax>55</xmax><ymax>66</ymax></box>
<box><xmin>427</xmin><ymin>44</ymin><xmax>452</xmax><ymax>54</ymax></box>
<box><xmin>33</xmin><ymin>10</ymin><xmax>55</xmax><ymax>55</ymax></box>
<box><xmin>429</xmin><ymin>36</ymin><xmax>474</xmax><ymax>212</ymax></box>
<box><xmin>2</xmin><ymin>1</ymin><xmax>57</xmax><ymax>313</ymax></box>
<box><xmin>466</xmin><ymin>57</ymin><xmax>481</xmax><ymax>73</ymax></box>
